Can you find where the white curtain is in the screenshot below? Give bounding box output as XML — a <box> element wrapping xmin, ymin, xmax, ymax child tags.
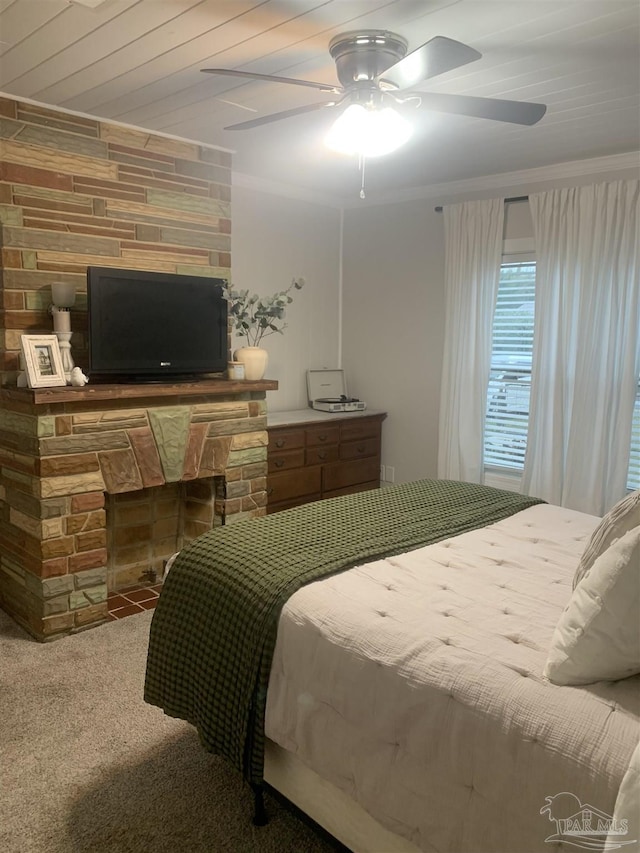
<box><xmin>523</xmin><ymin>180</ymin><xmax>640</xmax><ymax>515</ymax></box>
<box><xmin>438</xmin><ymin>198</ymin><xmax>504</xmax><ymax>482</ymax></box>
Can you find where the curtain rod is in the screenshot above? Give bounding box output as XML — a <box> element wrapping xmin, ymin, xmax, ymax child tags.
<box><xmin>434</xmin><ymin>195</ymin><xmax>529</xmax><ymax>212</ymax></box>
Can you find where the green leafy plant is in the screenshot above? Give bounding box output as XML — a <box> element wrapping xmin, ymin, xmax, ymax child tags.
<box><xmin>220</xmin><ymin>277</ymin><xmax>305</xmax><ymax>347</ymax></box>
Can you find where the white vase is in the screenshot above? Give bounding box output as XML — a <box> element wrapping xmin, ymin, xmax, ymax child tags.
<box><xmin>233</xmin><ymin>346</ymin><xmax>268</xmax><ymax>381</ymax></box>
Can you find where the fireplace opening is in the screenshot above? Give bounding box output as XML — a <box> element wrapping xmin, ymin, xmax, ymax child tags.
<box><xmin>105</xmin><ymin>476</ymin><xmax>224</xmax><ymax>593</ymax></box>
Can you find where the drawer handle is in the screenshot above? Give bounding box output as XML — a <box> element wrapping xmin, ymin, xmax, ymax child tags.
<box><xmin>275</xmin><ymin>439</ymin><xmax>285</xmax><ymax>448</ymax></box>
<box><xmin>274</xmin><ymin>459</ymin><xmax>285</xmax><ymax>468</ymax></box>
<box><xmin>318</xmin><ymin>434</ymin><xmax>328</xmax><ymax>442</ymax></box>
<box><xmin>357</xmin><ymin>445</ymin><xmax>366</xmax><ymax>453</ymax></box>
<box><xmin>267</xmin><ymin>487</ymin><xmax>273</xmax><ymax>496</ymax></box>
<box><xmin>317</xmin><ymin>451</ymin><xmax>327</xmax><ymax>460</ymax></box>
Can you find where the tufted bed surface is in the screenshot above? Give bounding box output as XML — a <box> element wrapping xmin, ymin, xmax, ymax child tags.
<box><xmin>265</xmin><ymin>503</ymin><xmax>640</xmax><ymax>852</ymax></box>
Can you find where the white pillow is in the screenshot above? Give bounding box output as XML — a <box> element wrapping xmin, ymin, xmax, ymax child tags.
<box><xmin>545</xmin><ymin>525</ymin><xmax>640</xmax><ymax>686</ymax></box>
<box><xmin>608</xmin><ymin>741</ymin><xmax>640</xmax><ymax>851</ymax></box>
<box><xmin>573</xmin><ymin>489</ymin><xmax>640</xmax><ymax>589</ymax></box>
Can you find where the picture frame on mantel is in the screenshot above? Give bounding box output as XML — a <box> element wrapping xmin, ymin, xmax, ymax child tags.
<box><xmin>20</xmin><ymin>334</ymin><xmax>66</xmax><ymax>389</ymax></box>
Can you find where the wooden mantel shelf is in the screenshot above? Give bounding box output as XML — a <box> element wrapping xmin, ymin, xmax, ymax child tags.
<box><xmin>1</xmin><ymin>378</ymin><xmax>278</xmax><ymax>406</ymax></box>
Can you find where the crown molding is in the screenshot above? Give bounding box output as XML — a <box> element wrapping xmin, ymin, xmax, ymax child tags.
<box><xmin>0</xmin><ymin>91</ymin><xmax>233</xmax><ymax>154</ymax></box>
<box><xmin>340</xmin><ymin>151</ymin><xmax>640</xmax><ymax>209</ymax></box>
<box><xmin>234</xmin><ymin>151</ymin><xmax>639</xmax><ymax>210</ymax></box>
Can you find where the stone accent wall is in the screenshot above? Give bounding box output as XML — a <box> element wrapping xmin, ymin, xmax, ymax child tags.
<box><xmin>0</xmin><ymin>96</ymin><xmax>249</xmax><ymax>640</ymax></box>
<box><xmin>0</xmin><ymin>385</ymin><xmax>270</xmax><ymax>641</ymax></box>
<box><xmin>0</xmin><ymin>95</ymin><xmax>231</xmax><ymax>386</ymax></box>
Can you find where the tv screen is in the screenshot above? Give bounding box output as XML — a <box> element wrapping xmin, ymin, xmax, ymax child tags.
<box><xmin>87</xmin><ymin>267</ymin><xmax>228</xmax><ymax>380</ymax></box>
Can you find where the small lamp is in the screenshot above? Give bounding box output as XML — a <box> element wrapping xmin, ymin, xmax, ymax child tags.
<box><xmin>50</xmin><ymin>282</ymin><xmax>76</xmax><ymax>383</ymax></box>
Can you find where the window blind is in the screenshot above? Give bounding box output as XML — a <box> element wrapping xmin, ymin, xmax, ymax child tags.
<box><xmin>628</xmin><ymin>380</ymin><xmax>640</xmax><ymax>491</ymax></box>
<box><xmin>484</xmin><ymin>260</ymin><xmax>536</xmax><ymax>470</ymax></box>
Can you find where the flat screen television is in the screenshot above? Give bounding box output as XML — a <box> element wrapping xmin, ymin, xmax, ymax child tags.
<box><xmin>87</xmin><ymin>266</ymin><xmax>228</xmax><ymax>381</ymax></box>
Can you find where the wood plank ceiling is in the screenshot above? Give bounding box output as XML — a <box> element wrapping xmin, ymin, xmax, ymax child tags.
<box><xmin>0</xmin><ymin>0</ymin><xmax>638</xmax><ymax>202</ymax></box>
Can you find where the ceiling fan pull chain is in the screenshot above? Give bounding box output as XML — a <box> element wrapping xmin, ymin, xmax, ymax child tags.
<box><xmin>359</xmin><ymin>154</ymin><xmax>366</xmax><ymax>199</ymax></box>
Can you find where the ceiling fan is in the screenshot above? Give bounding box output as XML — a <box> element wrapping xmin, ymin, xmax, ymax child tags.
<box><xmin>201</xmin><ymin>30</ymin><xmax>547</xmax><ymax>133</ymax></box>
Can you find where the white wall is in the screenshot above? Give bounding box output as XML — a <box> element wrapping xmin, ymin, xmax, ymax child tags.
<box><xmin>232</xmin><ymin>157</ymin><xmax>637</xmax><ymax>475</ymax></box>
<box><xmin>231</xmin><ymin>185</ymin><xmax>342</xmax><ymax>411</ymax></box>
<box><xmin>341</xmin><ymin>159</ymin><xmax>639</xmax><ymax>483</ymax></box>
<box><xmin>341</xmin><ymin>200</ymin><xmax>445</xmax><ymax>482</ymax></box>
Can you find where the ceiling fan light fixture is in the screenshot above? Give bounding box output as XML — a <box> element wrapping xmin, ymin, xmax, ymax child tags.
<box><xmin>325</xmin><ymin>103</ymin><xmax>413</xmax><ymax>157</ymax></box>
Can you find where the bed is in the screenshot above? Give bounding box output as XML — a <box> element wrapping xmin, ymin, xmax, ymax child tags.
<box><xmin>144</xmin><ymin>480</ymin><xmax>640</xmax><ymax>853</ymax></box>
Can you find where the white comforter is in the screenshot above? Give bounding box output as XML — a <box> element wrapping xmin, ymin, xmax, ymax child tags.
<box><xmin>265</xmin><ymin>504</ymin><xmax>640</xmax><ymax>853</ymax></box>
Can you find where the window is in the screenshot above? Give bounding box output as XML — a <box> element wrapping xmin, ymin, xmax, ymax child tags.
<box><xmin>484</xmin><ymin>258</ymin><xmax>536</xmax><ymax>470</ymax></box>
<box><xmin>483</xmin><ymin>258</ymin><xmax>640</xmax><ymax>491</ymax></box>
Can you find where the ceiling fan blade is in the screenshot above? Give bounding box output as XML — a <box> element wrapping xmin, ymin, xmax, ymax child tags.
<box><xmin>201</xmin><ymin>68</ymin><xmax>340</xmax><ymax>94</ymax></box>
<box><xmin>377</xmin><ymin>36</ymin><xmax>481</xmax><ymax>91</ymax></box>
<box><xmin>224</xmin><ymin>101</ymin><xmax>338</xmax><ymax>131</ymax></box>
<box><xmin>418</xmin><ymin>91</ymin><xmax>547</xmax><ymax>125</ymax></box>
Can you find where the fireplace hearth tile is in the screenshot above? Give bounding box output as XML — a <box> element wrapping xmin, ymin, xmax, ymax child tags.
<box><xmin>109</xmin><ymin>603</ymin><xmax>144</xmax><ymax>619</ymax></box>
<box><xmin>125</xmin><ymin>588</ymin><xmax>159</xmax><ymax>603</ymax></box>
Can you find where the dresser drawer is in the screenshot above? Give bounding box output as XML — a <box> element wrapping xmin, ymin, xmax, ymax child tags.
<box><xmin>267</xmin><ymin>466</ymin><xmax>322</xmax><ymax>504</ymax></box>
<box><xmin>268</xmin><ymin>429</ymin><xmax>305</xmax><ymax>452</ymax></box>
<box><xmin>268</xmin><ymin>448</ymin><xmax>305</xmax><ymax>473</ymax></box>
<box><xmin>306</xmin><ymin>444</ymin><xmax>339</xmax><ymax>466</ymax></box>
<box><xmin>340</xmin><ymin>419</ymin><xmax>381</xmax><ymax>442</ymax></box>
<box><xmin>306</xmin><ymin>425</ymin><xmax>340</xmax><ymax>447</ymax></box>
<box><xmin>340</xmin><ymin>436</ymin><xmax>379</xmax><ymax>461</ymax></box>
<box><xmin>322</xmin><ymin>457</ymin><xmax>381</xmax><ymax>493</ymax></box>
<box><xmin>267</xmin><ymin>494</ymin><xmax>322</xmax><ymax>514</ymax></box>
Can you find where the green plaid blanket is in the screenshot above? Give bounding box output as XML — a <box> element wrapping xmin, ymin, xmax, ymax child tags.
<box><xmin>144</xmin><ymin>479</ymin><xmax>543</xmax><ymax>785</ymax></box>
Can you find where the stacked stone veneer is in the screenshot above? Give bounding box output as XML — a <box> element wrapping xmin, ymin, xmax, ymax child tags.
<box><xmin>0</xmin><ymin>389</ymin><xmax>269</xmax><ymax>641</ymax></box>
<box><xmin>0</xmin><ymin>95</ymin><xmax>231</xmax><ymax>385</ymax></box>
<box><xmin>0</xmin><ymin>95</ymin><xmax>247</xmax><ymax>640</ymax></box>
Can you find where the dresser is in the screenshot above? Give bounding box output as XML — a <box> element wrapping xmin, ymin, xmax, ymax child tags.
<box><xmin>266</xmin><ymin>409</ymin><xmax>387</xmax><ymax>513</ymax></box>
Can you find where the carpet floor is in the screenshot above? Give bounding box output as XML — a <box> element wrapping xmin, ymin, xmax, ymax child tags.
<box><xmin>0</xmin><ymin>608</ymin><xmax>340</xmax><ymax>853</ymax></box>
